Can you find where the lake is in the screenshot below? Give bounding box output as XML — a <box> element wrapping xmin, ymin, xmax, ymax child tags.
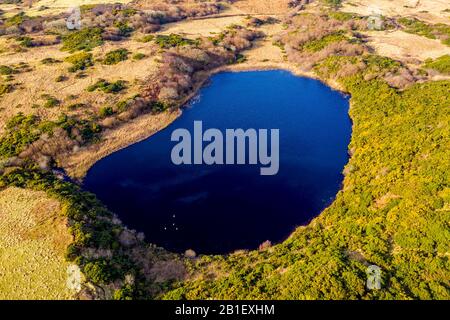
<box><xmin>84</xmin><ymin>70</ymin><xmax>352</xmax><ymax>254</ymax></box>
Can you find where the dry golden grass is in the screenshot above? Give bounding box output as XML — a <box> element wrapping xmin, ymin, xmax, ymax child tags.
<box><xmin>339</xmin><ymin>1</ymin><xmax>450</xmax><ymax>67</ymax></box>
<box><xmin>63</xmin><ymin>109</ymin><xmax>181</xmax><ymax>179</ymax></box>
<box><xmin>158</xmin><ymin>15</ymin><xmax>247</xmax><ymax>38</ymax></box>
<box><xmin>0</xmin><ymin>38</ymin><xmax>159</xmax><ymax>135</ymax></box>
<box><xmin>363</xmin><ymin>30</ymin><xmax>450</xmax><ymax>63</ymax></box>
<box><xmin>342</xmin><ymin>0</ymin><xmax>450</xmax><ymax>24</ymax></box>
<box><xmin>3</xmin><ymin>0</ymin><xmax>133</xmax><ymax>17</ymax></box>
<box><xmin>232</xmin><ymin>0</ymin><xmax>292</xmax><ymax>15</ymax></box>
<box><xmin>0</xmin><ymin>187</ymin><xmax>74</xmax><ymax>300</ymax></box>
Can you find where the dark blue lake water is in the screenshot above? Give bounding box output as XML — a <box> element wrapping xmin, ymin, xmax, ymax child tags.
<box><xmin>84</xmin><ymin>70</ymin><xmax>351</xmax><ymax>254</ymax></box>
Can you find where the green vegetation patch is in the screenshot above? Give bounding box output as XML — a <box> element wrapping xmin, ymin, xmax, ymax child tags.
<box><xmin>328</xmin><ymin>11</ymin><xmax>359</xmax><ymax>22</ymax></box>
<box><xmin>399</xmin><ymin>17</ymin><xmax>450</xmax><ymax>46</ymax></box>
<box><xmin>61</xmin><ymin>27</ymin><xmax>103</xmax><ymax>52</ymax></box>
<box><xmin>314</xmin><ymin>55</ymin><xmax>359</xmax><ymax>77</ymax></box>
<box><xmin>363</xmin><ymin>55</ymin><xmax>402</xmax><ymax>75</ymax></box>
<box><xmin>0</xmin><ymin>83</ymin><xmax>13</xmax><ymax>96</ymax></box>
<box><xmin>15</xmin><ymin>36</ymin><xmax>33</xmax><ymax>48</ymax></box>
<box><xmin>155</xmin><ymin>34</ymin><xmax>195</xmax><ymax>49</ymax></box>
<box><xmin>0</xmin><ymin>65</ymin><xmax>15</xmax><ymax>75</ymax></box>
<box><xmin>302</xmin><ymin>31</ymin><xmax>348</xmax><ymax>52</ymax></box>
<box><xmin>138</xmin><ymin>35</ymin><xmax>155</xmax><ymax>43</ymax></box>
<box><xmin>98</xmin><ymin>106</ymin><xmax>114</xmax><ymax>118</ymax></box>
<box><xmin>0</xmin><ymin>113</ymin><xmax>41</xmax><ymax>158</ymax></box>
<box><xmin>114</xmin><ymin>21</ymin><xmax>134</xmax><ymax>37</ymax></box>
<box><xmin>5</xmin><ymin>12</ymin><xmax>27</xmax><ymax>27</ymax></box>
<box><xmin>41</xmin><ymin>94</ymin><xmax>60</xmax><ymax>108</ymax></box>
<box><xmin>424</xmin><ymin>55</ymin><xmax>450</xmax><ymax>74</ymax></box>
<box><xmin>132</xmin><ymin>53</ymin><xmax>146</xmax><ymax>60</ymax></box>
<box><xmin>103</xmin><ymin>49</ymin><xmax>130</xmax><ymax>65</ymax></box>
<box><xmin>41</xmin><ymin>58</ymin><xmax>61</xmax><ymax>65</ymax></box>
<box><xmin>87</xmin><ymin>79</ymin><xmax>127</xmax><ymax>94</ymax></box>
<box><xmin>323</xmin><ymin>0</ymin><xmax>342</xmax><ymax>8</ymax></box>
<box><xmin>65</xmin><ymin>52</ymin><xmax>94</xmax><ymax>72</ymax></box>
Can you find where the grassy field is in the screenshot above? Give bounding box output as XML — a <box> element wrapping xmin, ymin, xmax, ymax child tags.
<box><xmin>0</xmin><ymin>187</ymin><xmax>73</xmax><ymax>300</ymax></box>
<box><xmin>341</xmin><ymin>0</ymin><xmax>450</xmax><ymax>24</ymax></box>
<box><xmin>3</xmin><ymin>0</ymin><xmax>133</xmax><ymax>17</ymax></box>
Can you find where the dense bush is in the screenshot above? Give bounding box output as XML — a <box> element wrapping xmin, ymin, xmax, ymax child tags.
<box><xmin>103</xmin><ymin>48</ymin><xmax>129</xmax><ymax>65</ymax></box>
<box><xmin>0</xmin><ymin>113</ymin><xmax>40</xmax><ymax>158</ymax></box>
<box><xmin>113</xmin><ymin>21</ymin><xmax>134</xmax><ymax>37</ymax></box>
<box><xmin>0</xmin><ymin>83</ymin><xmax>13</xmax><ymax>96</ymax></box>
<box><xmin>65</xmin><ymin>52</ymin><xmax>94</xmax><ymax>72</ymax></box>
<box><xmin>0</xmin><ymin>65</ymin><xmax>14</xmax><ymax>75</ymax></box>
<box><xmin>155</xmin><ymin>34</ymin><xmax>196</xmax><ymax>49</ymax></box>
<box><xmin>42</xmin><ymin>95</ymin><xmax>60</xmax><ymax>108</ymax></box>
<box><xmin>61</xmin><ymin>27</ymin><xmax>103</xmax><ymax>52</ymax></box>
<box><xmin>87</xmin><ymin>79</ymin><xmax>127</xmax><ymax>94</ymax></box>
<box><xmin>98</xmin><ymin>106</ymin><xmax>114</xmax><ymax>118</ymax></box>
<box><xmin>302</xmin><ymin>31</ymin><xmax>348</xmax><ymax>52</ymax></box>
<box><xmin>132</xmin><ymin>53</ymin><xmax>146</xmax><ymax>60</ymax></box>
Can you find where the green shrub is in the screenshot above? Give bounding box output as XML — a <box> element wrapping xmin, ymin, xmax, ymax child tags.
<box><xmin>0</xmin><ymin>113</ymin><xmax>40</xmax><ymax>158</ymax></box>
<box><xmin>41</xmin><ymin>58</ymin><xmax>61</xmax><ymax>65</ymax></box>
<box><xmin>150</xmin><ymin>101</ymin><xmax>168</xmax><ymax>113</ymax></box>
<box><xmin>103</xmin><ymin>48</ymin><xmax>129</xmax><ymax>65</ymax></box>
<box><xmin>83</xmin><ymin>259</ymin><xmax>115</xmax><ymax>284</ymax></box>
<box><xmin>115</xmin><ymin>97</ymin><xmax>137</xmax><ymax>113</ymax></box>
<box><xmin>5</xmin><ymin>12</ymin><xmax>27</xmax><ymax>27</ymax></box>
<box><xmin>55</xmin><ymin>75</ymin><xmax>67</xmax><ymax>82</ymax></box>
<box><xmin>16</xmin><ymin>36</ymin><xmax>33</xmax><ymax>48</ymax></box>
<box><xmin>155</xmin><ymin>34</ymin><xmax>194</xmax><ymax>49</ymax></box>
<box><xmin>398</xmin><ymin>17</ymin><xmax>436</xmax><ymax>39</ymax></box>
<box><xmin>363</xmin><ymin>55</ymin><xmax>402</xmax><ymax>74</ymax></box>
<box><xmin>87</xmin><ymin>79</ymin><xmax>127</xmax><ymax>94</ymax></box>
<box><xmin>424</xmin><ymin>55</ymin><xmax>450</xmax><ymax>74</ymax></box>
<box><xmin>56</xmin><ymin>114</ymin><xmax>102</xmax><ymax>143</ymax></box>
<box><xmin>398</xmin><ymin>18</ymin><xmax>450</xmax><ymax>46</ymax></box>
<box><xmin>328</xmin><ymin>11</ymin><xmax>358</xmax><ymax>22</ymax></box>
<box><xmin>113</xmin><ymin>8</ymin><xmax>137</xmax><ymax>17</ymax></box>
<box><xmin>0</xmin><ymin>83</ymin><xmax>13</xmax><ymax>96</ymax></box>
<box><xmin>0</xmin><ymin>65</ymin><xmax>14</xmax><ymax>75</ymax></box>
<box><xmin>323</xmin><ymin>0</ymin><xmax>342</xmax><ymax>8</ymax></box>
<box><xmin>114</xmin><ymin>21</ymin><xmax>133</xmax><ymax>37</ymax></box>
<box><xmin>132</xmin><ymin>53</ymin><xmax>146</xmax><ymax>60</ymax></box>
<box><xmin>235</xmin><ymin>53</ymin><xmax>247</xmax><ymax>64</ymax></box>
<box><xmin>138</xmin><ymin>35</ymin><xmax>154</xmax><ymax>43</ymax></box>
<box><xmin>65</xmin><ymin>52</ymin><xmax>94</xmax><ymax>72</ymax></box>
<box><xmin>67</xmin><ymin>103</ymin><xmax>86</xmax><ymax>111</ymax></box>
<box><xmin>61</xmin><ymin>27</ymin><xmax>103</xmax><ymax>52</ymax></box>
<box><xmin>98</xmin><ymin>106</ymin><xmax>114</xmax><ymax>118</ymax></box>
<box><xmin>42</xmin><ymin>95</ymin><xmax>60</xmax><ymax>108</ymax></box>
<box><xmin>303</xmin><ymin>31</ymin><xmax>348</xmax><ymax>52</ymax></box>
<box><xmin>113</xmin><ymin>285</ymin><xmax>134</xmax><ymax>300</ymax></box>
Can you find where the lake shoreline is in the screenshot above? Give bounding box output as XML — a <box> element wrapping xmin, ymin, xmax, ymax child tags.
<box><xmin>84</xmin><ymin>70</ymin><xmax>352</xmax><ymax>253</ymax></box>
<box><xmin>64</xmin><ymin>61</ymin><xmax>348</xmax><ymax>181</ymax></box>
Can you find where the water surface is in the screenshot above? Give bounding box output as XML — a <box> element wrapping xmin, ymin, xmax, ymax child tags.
<box><xmin>84</xmin><ymin>70</ymin><xmax>351</xmax><ymax>254</ymax></box>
